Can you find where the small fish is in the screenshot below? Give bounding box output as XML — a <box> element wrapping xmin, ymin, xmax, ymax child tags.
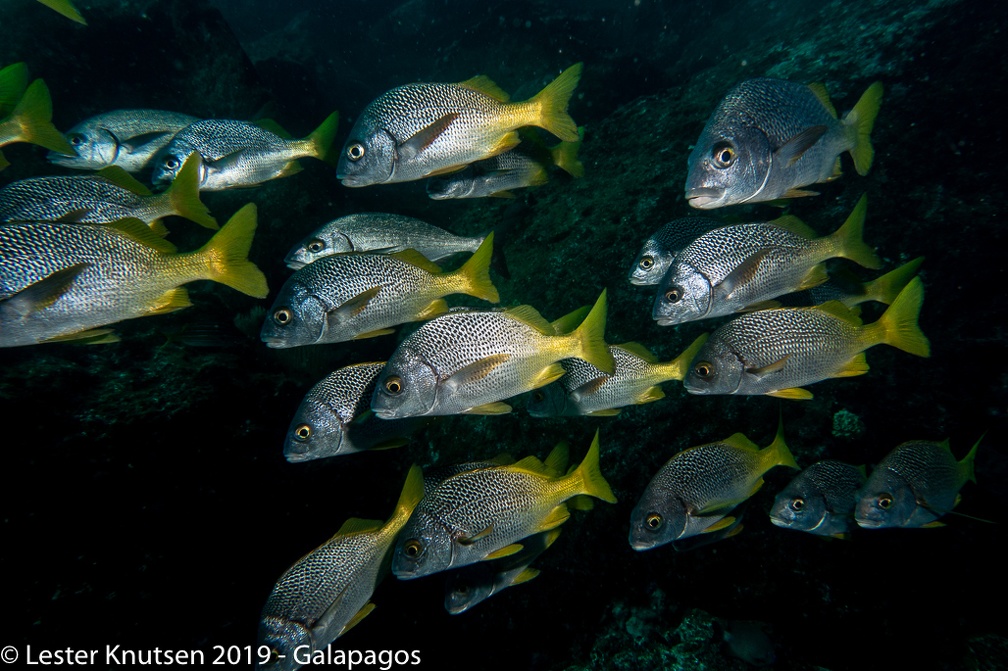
<box><xmin>0</xmin><ymin>203</ymin><xmax>268</xmax><ymax>348</ymax></box>
<box><xmin>526</xmin><ymin>334</ymin><xmax>708</xmax><ymax>417</ymax></box>
<box><xmin>261</xmin><ymin>233</ymin><xmax>499</xmax><ymax>347</ymax></box>
<box><xmin>0</xmin><ymin>154</ymin><xmax>217</xmax><ymax>231</ymax></box>
<box><xmin>855</xmin><ymin>438</ymin><xmax>980</xmax><ymax>529</ymax></box>
<box><xmin>337</xmin><ymin>63</ymin><xmax>582</xmax><ymax>187</ymax></box>
<box><xmin>257</xmin><ymin>465</ymin><xmax>424</xmax><ymax>671</ymax></box>
<box><xmin>683</xmin><ymin>277</ymin><xmax>930</xmax><ymax>400</ymax></box>
<box><xmin>49</xmin><ymin>109</ymin><xmax>200</xmax><ymax>172</ymax></box>
<box><xmin>653</xmin><ymin>195</ymin><xmax>882</xmax><ymax>325</ymax></box>
<box><xmin>685</xmin><ymin>78</ymin><xmax>883</xmax><ymax>209</ymax></box>
<box><xmin>391</xmin><ymin>432</ymin><xmax>616</xmax><ymax>579</ymax></box>
<box><xmin>151</xmin><ymin>112</ymin><xmax>340</xmax><ymax>190</ymax></box>
<box><xmin>426</xmin><ymin>128</ymin><xmax>584</xmax><ymax>199</ymax></box>
<box><xmin>629</xmin><ymin>417</ymin><xmax>797</xmax><ymax>550</ymax></box>
<box><xmin>444</xmin><ymin>529</ymin><xmax>560</xmax><ymax>615</ymax></box>
<box><xmin>283</xmin><ymin>362</ymin><xmax>422</xmax><ymax>463</ymax></box>
<box><xmin>371</xmin><ymin>291</ymin><xmax>613</xmax><ymax>418</ymax></box>
<box><xmin>285</xmin><ymin>213</ymin><xmax>485</xmax><ymax>270</ymax></box>
<box><xmin>769</xmin><ymin>460</ymin><xmax>867</xmax><ymax>538</ymax></box>
<box><xmin>0</xmin><ymin>77</ymin><xmax>75</xmax><ymax>170</ymax></box>
<box><xmin>628</xmin><ymin>217</ymin><xmax>725</xmax><ymax>287</ymax></box>
<box><xmin>35</xmin><ymin>0</ymin><xmax>86</xmax><ymax>25</ymax></box>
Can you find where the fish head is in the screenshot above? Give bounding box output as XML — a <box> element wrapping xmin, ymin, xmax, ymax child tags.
<box><xmin>444</xmin><ymin>564</ymin><xmax>495</xmax><ymax>614</ymax></box>
<box><xmin>284</xmin><ymin>230</ymin><xmax>354</xmax><ymax>270</ymax></box>
<box><xmin>525</xmin><ymin>382</ymin><xmax>569</xmax><ymax>417</ymax></box>
<box><xmin>260</xmin><ymin>282</ymin><xmax>328</xmax><ymax>348</ymax></box>
<box><xmin>426</xmin><ymin>173</ymin><xmax>476</xmax><ymax>200</ymax></box>
<box><xmin>653</xmin><ymin>263</ymin><xmax>712</xmax><ymax>325</ymax></box>
<box><xmin>392</xmin><ymin>510</ymin><xmax>453</xmax><ymax>579</ymax></box>
<box><xmin>855</xmin><ymin>470</ymin><xmax>916</xmax><ymax>529</ymax></box>
<box><xmin>628</xmin><ymin>488</ymin><xmax>689</xmax><ymax>551</ymax></box>
<box><xmin>685</xmin><ymin>125</ymin><xmax>771</xmax><ymax>209</ymax></box>
<box><xmin>48</xmin><ymin>123</ymin><xmax>118</xmax><ymax>169</ymax></box>
<box><xmin>282</xmin><ymin>395</ymin><xmax>349</xmax><ymax>463</ymax></box>
<box><xmin>628</xmin><ymin>238</ymin><xmax>671</xmax><ymax>286</ymax></box>
<box><xmin>337</xmin><ymin>117</ymin><xmax>396</xmax><ymax>187</ymax></box>
<box><xmin>256</xmin><ymin>615</ymin><xmax>311</xmax><ymax>671</ymax></box>
<box><xmin>769</xmin><ymin>485</ymin><xmax>829</xmax><ymax>533</ymax></box>
<box><xmin>682</xmin><ymin>337</ymin><xmax>743</xmax><ymax>395</ymax></box>
<box><xmin>151</xmin><ymin>142</ymin><xmax>201</xmax><ymax>186</ymax></box>
<box><xmin>371</xmin><ymin>348</ymin><xmax>438</xmax><ymax>419</ymax></box>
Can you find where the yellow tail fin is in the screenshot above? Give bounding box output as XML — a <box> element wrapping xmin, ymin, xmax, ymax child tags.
<box><xmin>192</xmin><ymin>203</ymin><xmax>269</xmax><ymax>298</ymax></box>
<box><xmin>761</xmin><ymin>413</ymin><xmax>798</xmax><ymax>471</ymax></box>
<box><xmin>527</xmin><ymin>63</ymin><xmax>582</xmax><ymax>142</ymax></box>
<box><xmin>570</xmin><ymin>430</ymin><xmax>617</xmax><ymax>503</ymax></box>
<box><xmin>828</xmin><ymin>194</ymin><xmax>882</xmax><ymax>269</ymax></box>
<box><xmin>568</xmin><ymin>289</ymin><xmax>614</xmax><ymax>374</ymax></box>
<box><xmin>869</xmin><ymin>276</ymin><xmax>930</xmax><ymax>357</ymax></box>
<box><xmin>7</xmin><ymin>79</ymin><xmax>75</xmax><ymax>155</ymax></box>
<box><xmin>303</xmin><ymin>110</ymin><xmax>340</xmax><ymax>165</ymax></box>
<box><xmin>844</xmin><ymin>81</ymin><xmax>883</xmax><ymax>176</ymax></box>
<box><xmin>0</xmin><ymin>62</ymin><xmax>29</xmax><ymax>114</ymax></box>
<box><xmin>654</xmin><ymin>332</ymin><xmax>709</xmax><ymax>383</ymax></box>
<box><xmin>550</xmin><ymin>126</ymin><xmax>585</xmax><ymax>178</ymax></box>
<box><xmin>387</xmin><ymin>464</ymin><xmax>425</xmax><ymax>530</ymax></box>
<box><xmin>452</xmin><ymin>231</ymin><xmax>500</xmax><ymax>303</ymax></box>
<box><xmin>36</xmin><ymin>0</ymin><xmax>87</xmax><ymax>24</ymax></box>
<box><xmin>164</xmin><ymin>155</ymin><xmax>218</xmax><ymax>230</ymax></box>
<box><xmin>863</xmin><ymin>256</ymin><xmax>924</xmax><ymax>305</ymax></box>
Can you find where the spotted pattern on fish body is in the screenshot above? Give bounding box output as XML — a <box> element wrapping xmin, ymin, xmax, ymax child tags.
<box><xmin>770</xmin><ymin>460</ymin><xmax>867</xmax><ymax>537</ymax></box>
<box><xmin>628</xmin><ymin>217</ymin><xmax>725</xmax><ymax>286</ymax></box>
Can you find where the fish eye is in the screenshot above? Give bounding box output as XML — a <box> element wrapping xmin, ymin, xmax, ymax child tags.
<box><xmin>164</xmin><ymin>155</ymin><xmax>181</xmax><ymax>170</ymax></box>
<box><xmin>306</xmin><ymin>239</ymin><xmax>326</xmax><ymax>253</ymax></box>
<box><xmin>533</xmin><ymin>391</ymin><xmax>545</xmax><ymax>402</ymax></box>
<box><xmin>403</xmin><ymin>539</ymin><xmax>424</xmax><ymax>558</ymax></box>
<box><xmin>790</xmin><ymin>497</ymin><xmax>805</xmax><ymax>511</ymax></box>
<box><xmin>68</xmin><ymin>133</ymin><xmax>84</xmax><ymax>147</ymax></box>
<box><xmin>694</xmin><ymin>361</ymin><xmax>714</xmax><ymax>378</ymax></box>
<box><xmin>294</xmin><ymin>424</ymin><xmax>311</xmax><ymax>441</ymax></box>
<box><xmin>645</xmin><ymin>513</ymin><xmax>663</xmax><ymax>530</ymax></box>
<box><xmin>456</xmin><ymin>583</ymin><xmax>470</xmax><ymax>595</ymax></box>
<box><xmin>384</xmin><ymin>376</ymin><xmax>403</xmax><ymax>394</ymax></box>
<box><xmin>639</xmin><ymin>256</ymin><xmax>654</xmax><ymax>270</ymax></box>
<box><xmin>712</xmin><ymin>142</ymin><xmax>736</xmax><ymax>168</ymax></box>
<box><xmin>273</xmin><ymin>308</ymin><xmax>293</xmax><ymax>325</ymax></box>
<box><xmin>347</xmin><ymin>143</ymin><xmax>366</xmax><ymax>161</ymax></box>
<box><xmin>664</xmin><ymin>287</ymin><xmax>682</xmax><ymax>303</ymax></box>
<box><xmin>267</xmin><ymin>647</ymin><xmax>280</xmax><ymax>664</ymax></box>
<box><xmin>878</xmin><ymin>495</ymin><xmax>893</xmax><ymax>509</ymax></box>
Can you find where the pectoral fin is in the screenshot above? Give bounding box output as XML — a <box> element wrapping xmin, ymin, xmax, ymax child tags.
<box><xmin>776</xmin><ymin>125</ymin><xmax>828</xmax><ymax>166</ymax></box>
<box><xmin>119</xmin><ymin>130</ymin><xmax>172</xmax><ymax>153</ymax></box>
<box><xmin>745</xmin><ymin>355</ymin><xmax>790</xmax><ymax>378</ymax></box>
<box><xmin>458</xmin><ymin>525</ymin><xmax>494</xmax><ymax>545</ymax></box>
<box><xmin>444</xmin><ymin>353</ymin><xmax>511</xmax><ymax>389</ymax></box>
<box><xmin>398</xmin><ymin>113</ymin><xmax>459</xmax><ymax>161</ymax></box>
<box><xmin>1</xmin><ymin>263</ymin><xmax>89</xmax><ymax>317</ymax></box>
<box><xmin>330</xmin><ymin>285</ymin><xmax>382</xmax><ymax>321</ymax></box>
<box><xmin>702</xmin><ymin>515</ymin><xmax>737</xmax><ymax>533</ymax></box>
<box><xmin>716</xmin><ymin>249</ymin><xmax>773</xmax><ymax>299</ymax></box>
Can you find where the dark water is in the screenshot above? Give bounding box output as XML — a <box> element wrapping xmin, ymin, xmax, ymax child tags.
<box><xmin>1</xmin><ymin>0</ymin><xmax>1006</xmax><ymax>670</ymax></box>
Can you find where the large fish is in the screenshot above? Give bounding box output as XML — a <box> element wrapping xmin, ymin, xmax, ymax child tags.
<box><xmin>49</xmin><ymin>109</ymin><xmax>200</xmax><ymax>172</ymax></box>
<box><xmin>628</xmin><ymin>217</ymin><xmax>725</xmax><ymax>287</ymax></box>
<box><xmin>151</xmin><ymin>112</ymin><xmax>340</xmax><ymax>190</ymax></box>
<box><xmin>855</xmin><ymin>438</ymin><xmax>980</xmax><ymax>529</ymax></box>
<box><xmin>256</xmin><ymin>466</ymin><xmax>423</xmax><ymax>671</ymax></box>
<box><xmin>283</xmin><ymin>362</ymin><xmax>422</xmax><ymax>463</ymax></box>
<box><xmin>685</xmin><ymin>78</ymin><xmax>883</xmax><ymax>209</ymax></box>
<box><xmin>391</xmin><ymin>432</ymin><xmax>616</xmax><ymax>579</ymax></box>
<box><xmin>0</xmin><ymin>154</ymin><xmax>217</xmax><ymax>231</ymax></box>
<box><xmin>0</xmin><ymin>76</ymin><xmax>74</xmax><ymax>170</ymax></box>
<box><xmin>653</xmin><ymin>195</ymin><xmax>881</xmax><ymax>326</ymax></box>
<box><xmin>261</xmin><ymin>233</ymin><xmax>499</xmax><ymax>347</ymax></box>
<box><xmin>0</xmin><ymin>203</ymin><xmax>268</xmax><ymax>347</ymax></box>
<box><xmin>769</xmin><ymin>460</ymin><xmax>867</xmax><ymax>538</ymax></box>
<box><xmin>370</xmin><ymin>291</ymin><xmax>613</xmax><ymax>418</ymax></box>
<box><xmin>285</xmin><ymin>213</ymin><xmax>485</xmax><ymax>270</ymax></box>
<box><xmin>629</xmin><ymin>417</ymin><xmax>797</xmax><ymax>550</ymax></box>
<box><xmin>683</xmin><ymin>277</ymin><xmax>930</xmax><ymax>399</ymax></box>
<box><xmin>337</xmin><ymin>63</ymin><xmax>582</xmax><ymax>187</ymax></box>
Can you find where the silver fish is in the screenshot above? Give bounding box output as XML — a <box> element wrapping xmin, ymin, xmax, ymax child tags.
<box><xmin>685</xmin><ymin>78</ymin><xmax>883</xmax><ymax>209</ymax></box>
<box><xmin>152</xmin><ymin>112</ymin><xmax>339</xmax><ymax>190</ymax></box>
<box><xmin>48</xmin><ymin>109</ymin><xmax>200</xmax><ymax>172</ymax></box>
<box><xmin>628</xmin><ymin>217</ymin><xmax>725</xmax><ymax>286</ymax></box>
<box><xmin>285</xmin><ymin>213</ymin><xmax>485</xmax><ymax>270</ymax></box>
<box><xmin>769</xmin><ymin>460</ymin><xmax>867</xmax><ymax>538</ymax></box>
<box><xmin>683</xmin><ymin>277</ymin><xmax>930</xmax><ymax>400</ymax></box>
<box><xmin>855</xmin><ymin>438</ymin><xmax>980</xmax><ymax>529</ymax></box>
<box><xmin>283</xmin><ymin>362</ymin><xmax>422</xmax><ymax>463</ymax></box>
<box><xmin>653</xmin><ymin>195</ymin><xmax>881</xmax><ymax>325</ymax></box>
<box><xmin>337</xmin><ymin>64</ymin><xmax>582</xmax><ymax>187</ymax></box>
<box><xmin>261</xmin><ymin>234</ymin><xmax>498</xmax><ymax>347</ymax></box>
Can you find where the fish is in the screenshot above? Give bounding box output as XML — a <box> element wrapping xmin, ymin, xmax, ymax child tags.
<box><xmin>855</xmin><ymin>438</ymin><xmax>980</xmax><ymax>529</ymax></box>
<box><xmin>629</xmin><ymin>416</ymin><xmax>797</xmax><ymax>550</ymax></box>
<box><xmin>257</xmin><ymin>465</ymin><xmax>423</xmax><ymax>671</ymax></box>
<box><xmin>0</xmin><ymin>203</ymin><xmax>268</xmax><ymax>348</ymax></box>
<box><xmin>653</xmin><ymin>195</ymin><xmax>882</xmax><ymax>325</ymax></box>
<box><xmin>777</xmin><ymin>256</ymin><xmax>925</xmax><ymax>310</ymax></box>
<box><xmin>426</xmin><ymin>128</ymin><xmax>584</xmax><ymax>199</ymax></box>
<box><xmin>685</xmin><ymin>77</ymin><xmax>883</xmax><ymax>209</ymax></box>
<box><xmin>48</xmin><ymin>109</ymin><xmax>200</xmax><ymax>172</ymax></box>
<box><xmin>370</xmin><ymin>290</ymin><xmax>613</xmax><ymax>418</ymax></box>
<box><xmin>628</xmin><ymin>216</ymin><xmax>725</xmax><ymax>287</ymax></box>
<box><xmin>260</xmin><ymin>233</ymin><xmax>499</xmax><ymax>347</ymax></box>
<box><xmin>391</xmin><ymin>431</ymin><xmax>616</xmax><ymax>580</ymax></box>
<box><xmin>35</xmin><ymin>0</ymin><xmax>87</xmax><ymax>24</ymax></box>
<box><xmin>769</xmin><ymin>460</ymin><xmax>868</xmax><ymax>538</ymax></box>
<box><xmin>284</xmin><ymin>213</ymin><xmax>486</xmax><ymax>270</ymax></box>
<box><xmin>0</xmin><ymin>154</ymin><xmax>217</xmax><ymax>231</ymax></box>
<box><xmin>0</xmin><ymin>77</ymin><xmax>75</xmax><ymax>170</ymax></box>
<box><xmin>444</xmin><ymin>529</ymin><xmax>561</xmax><ymax>615</ymax></box>
<box><xmin>151</xmin><ymin>112</ymin><xmax>340</xmax><ymax>190</ymax></box>
<box><xmin>526</xmin><ymin>334</ymin><xmax>708</xmax><ymax>417</ymax></box>
<box><xmin>682</xmin><ymin>276</ymin><xmax>931</xmax><ymax>399</ymax></box>
<box><xmin>283</xmin><ymin>362</ymin><xmax>422</xmax><ymax>463</ymax></box>
<box><xmin>337</xmin><ymin>63</ymin><xmax>582</xmax><ymax>187</ymax></box>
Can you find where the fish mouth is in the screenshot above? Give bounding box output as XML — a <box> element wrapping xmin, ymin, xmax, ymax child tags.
<box><xmin>284</xmin><ymin>451</ymin><xmax>310</xmax><ymax>463</ymax></box>
<box><xmin>260</xmin><ymin>336</ymin><xmax>289</xmax><ymax>349</ymax></box>
<box><xmin>854</xmin><ymin>516</ymin><xmax>883</xmax><ymax>529</ymax></box>
<box><xmin>685</xmin><ymin>187</ymin><xmax>725</xmax><ymax>209</ymax></box>
<box><xmin>768</xmin><ymin>515</ymin><xmax>791</xmax><ymax>528</ymax></box>
<box><xmin>373</xmin><ymin>408</ymin><xmax>399</xmax><ymax>420</ymax></box>
<box><xmin>655</xmin><ymin>316</ymin><xmax>680</xmax><ymax>327</ymax></box>
<box><xmin>283</xmin><ymin>256</ymin><xmax>306</xmax><ymax>271</ymax></box>
<box><xmin>47</xmin><ymin>150</ymin><xmax>82</xmax><ymax>166</ymax></box>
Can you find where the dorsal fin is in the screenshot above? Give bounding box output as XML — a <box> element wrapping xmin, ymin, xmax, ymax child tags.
<box><xmin>336</xmin><ymin>517</ymin><xmax>384</xmax><ymax>536</ymax></box>
<box><xmin>505</xmin><ymin>304</ymin><xmax>555</xmax><ymax>334</ymax></box>
<box><xmin>816</xmin><ymin>300</ymin><xmax>863</xmax><ymax>325</ymax></box>
<box><xmin>769</xmin><ymin>214</ymin><xmax>818</xmax><ymax>239</ymax></box>
<box><xmin>722</xmin><ymin>432</ymin><xmax>761</xmax><ymax>452</ymax></box>
<box><xmin>108</xmin><ymin>218</ymin><xmax>177</xmax><ymax>253</ymax></box>
<box><xmin>97</xmin><ymin>166</ymin><xmax>153</xmax><ymax>196</ymax></box>
<box><xmin>807</xmin><ymin>83</ymin><xmax>838</xmax><ymax>118</ymax></box>
<box><xmin>615</xmin><ymin>341</ymin><xmax>658</xmax><ymax>363</ymax></box>
<box><xmin>390</xmin><ymin>249</ymin><xmax>442</xmax><ymax>274</ymax></box>
<box><xmin>457</xmin><ymin>75</ymin><xmax>511</xmax><ymax>102</ymax></box>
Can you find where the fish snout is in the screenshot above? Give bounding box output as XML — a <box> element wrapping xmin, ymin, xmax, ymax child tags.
<box><xmin>685</xmin><ymin>187</ymin><xmax>726</xmax><ymax>209</ymax></box>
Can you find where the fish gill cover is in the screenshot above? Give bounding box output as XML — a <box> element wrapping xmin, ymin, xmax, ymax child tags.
<box><xmin>0</xmin><ymin>0</ymin><xmax>1006</xmax><ymax>670</ymax></box>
